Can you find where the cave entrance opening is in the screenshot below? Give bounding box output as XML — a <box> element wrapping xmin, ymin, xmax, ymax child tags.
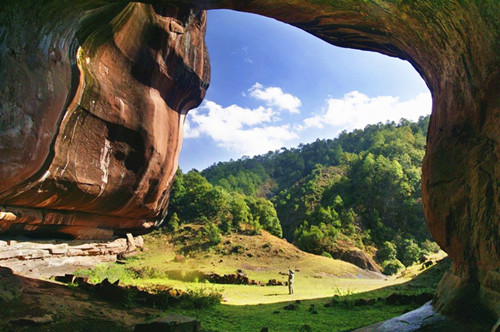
<box><xmin>174</xmin><ymin>9</ymin><xmax>439</xmax><ymax>276</ymax></box>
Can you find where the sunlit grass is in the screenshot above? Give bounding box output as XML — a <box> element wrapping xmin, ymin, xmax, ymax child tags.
<box><xmin>76</xmin><ymin>231</ymin><xmax>449</xmax><ymax>331</ymax></box>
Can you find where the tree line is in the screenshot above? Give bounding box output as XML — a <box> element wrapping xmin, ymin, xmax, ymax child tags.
<box><xmin>165</xmin><ymin>116</ymin><xmax>440</xmax><ymax>274</ymax></box>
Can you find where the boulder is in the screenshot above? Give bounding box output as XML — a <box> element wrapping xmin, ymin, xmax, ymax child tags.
<box><xmin>174</xmin><ymin>255</ymin><xmax>186</xmax><ymax>263</ymax></box>
<box><xmin>10</xmin><ymin>314</ymin><xmax>54</xmax><ymax>326</ymax></box>
<box><xmin>330</xmin><ymin>242</ymin><xmax>381</xmax><ymax>273</ymax></box>
<box><xmin>0</xmin><ymin>267</ymin><xmax>23</xmax><ymax>302</ymax></box>
<box><xmin>126</xmin><ymin>233</ymin><xmax>137</xmax><ymax>252</ymax></box>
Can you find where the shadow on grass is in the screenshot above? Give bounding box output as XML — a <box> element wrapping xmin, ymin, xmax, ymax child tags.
<box><xmin>3</xmin><ymin>257</ymin><xmax>492</xmax><ymax>332</ymax></box>
<box><xmin>167</xmin><ymin>259</ymin><xmax>454</xmax><ymax>332</ymax></box>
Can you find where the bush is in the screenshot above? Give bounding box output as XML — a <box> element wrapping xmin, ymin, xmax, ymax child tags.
<box><xmin>421</xmin><ymin>239</ymin><xmax>441</xmax><ymax>254</ymax></box>
<box><xmin>167</xmin><ymin>213</ymin><xmax>180</xmax><ymax>232</ymax></box>
<box><xmin>129</xmin><ymin>266</ymin><xmax>167</xmax><ymax>279</ymax></box>
<box><xmin>247</xmin><ymin>217</ymin><xmax>262</xmax><ymax>235</ymax></box>
<box><xmin>76</xmin><ymin>264</ymin><xmax>136</xmax><ymax>284</ymax></box>
<box><xmin>382</xmin><ymin>258</ymin><xmax>405</xmax><ymax>275</ymax></box>
<box><xmin>398</xmin><ymin>239</ymin><xmax>422</xmax><ymax>267</ymax></box>
<box><xmin>294</xmin><ymin>224</ymin><xmax>324</xmax><ymax>254</ymax></box>
<box><xmin>204</xmin><ymin>223</ymin><xmax>222</xmax><ymax>245</ymax></box>
<box><xmin>183</xmin><ymin>285</ymin><xmax>224</xmax><ymax>309</ymax></box>
<box><xmin>376</xmin><ymin>241</ymin><xmax>397</xmax><ymax>262</ymax></box>
<box><xmin>219</xmin><ymin>218</ymin><xmax>232</xmax><ymax>234</ymax></box>
<box><xmin>321</xmin><ymin>251</ymin><xmax>333</xmax><ymax>259</ymax></box>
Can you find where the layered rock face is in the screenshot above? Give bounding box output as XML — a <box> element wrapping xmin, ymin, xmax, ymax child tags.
<box><xmin>1</xmin><ymin>0</ymin><xmax>500</xmax><ymax>322</ymax></box>
<box><xmin>0</xmin><ymin>2</ymin><xmax>209</xmax><ymax>239</ymax></box>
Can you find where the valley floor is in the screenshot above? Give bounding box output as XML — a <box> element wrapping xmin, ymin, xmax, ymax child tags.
<box><xmin>0</xmin><ymin>231</ymin><xmax>451</xmax><ymax>331</ymax></box>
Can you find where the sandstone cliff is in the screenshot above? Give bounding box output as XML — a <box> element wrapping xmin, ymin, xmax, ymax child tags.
<box><xmin>1</xmin><ymin>0</ymin><xmax>499</xmax><ymax>323</ymax></box>
<box><xmin>0</xmin><ymin>2</ymin><xmax>209</xmax><ymax>239</ymax></box>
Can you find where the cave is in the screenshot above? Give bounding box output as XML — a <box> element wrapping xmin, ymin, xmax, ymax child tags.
<box><xmin>0</xmin><ymin>0</ymin><xmax>499</xmax><ymax>325</ymax></box>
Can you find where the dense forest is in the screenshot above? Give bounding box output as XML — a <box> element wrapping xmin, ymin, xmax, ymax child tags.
<box><xmin>165</xmin><ymin>116</ymin><xmax>440</xmax><ymax>274</ymax></box>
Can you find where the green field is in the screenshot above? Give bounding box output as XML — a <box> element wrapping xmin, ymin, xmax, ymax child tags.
<box><xmin>77</xmin><ymin>231</ymin><xmax>448</xmax><ymax>331</ymax></box>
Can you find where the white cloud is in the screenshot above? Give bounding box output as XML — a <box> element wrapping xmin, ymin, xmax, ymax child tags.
<box><xmin>302</xmin><ymin>91</ymin><xmax>432</xmax><ymax>131</ymax></box>
<box><xmin>184</xmin><ymin>100</ymin><xmax>298</xmax><ymax>156</ymax></box>
<box><xmin>184</xmin><ymin>88</ymin><xmax>431</xmax><ymax>159</ymax></box>
<box><xmin>248</xmin><ymin>83</ymin><xmax>302</xmax><ymax>114</ymax></box>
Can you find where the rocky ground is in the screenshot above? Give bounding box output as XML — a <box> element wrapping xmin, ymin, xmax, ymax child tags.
<box><xmin>0</xmin><ymin>235</ymin><xmax>142</xmax><ymax>279</ymax></box>
<box><xmin>0</xmin><ymin>266</ymin><xmax>164</xmax><ymax>331</ymax></box>
<box><xmin>0</xmin><ymin>235</ymin><xmax>169</xmax><ymax>331</ymax></box>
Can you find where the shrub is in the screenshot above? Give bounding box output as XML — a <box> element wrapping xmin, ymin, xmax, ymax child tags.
<box><xmin>398</xmin><ymin>239</ymin><xmax>422</xmax><ymax>267</ymax></box>
<box><xmin>219</xmin><ymin>218</ymin><xmax>232</xmax><ymax>234</ymax></box>
<box><xmin>76</xmin><ymin>264</ymin><xmax>136</xmax><ymax>284</ymax></box>
<box><xmin>246</xmin><ymin>217</ymin><xmax>262</xmax><ymax>235</ymax></box>
<box><xmin>167</xmin><ymin>213</ymin><xmax>180</xmax><ymax>232</ymax></box>
<box><xmin>205</xmin><ymin>222</ymin><xmax>222</xmax><ymax>245</ymax></box>
<box><xmin>382</xmin><ymin>258</ymin><xmax>405</xmax><ymax>275</ymax></box>
<box><xmin>230</xmin><ymin>244</ymin><xmax>243</xmax><ymax>254</ymax></box>
<box><xmin>321</xmin><ymin>251</ymin><xmax>333</xmax><ymax>259</ymax></box>
<box><xmin>376</xmin><ymin>241</ymin><xmax>397</xmax><ymax>263</ymax></box>
<box><xmin>421</xmin><ymin>239</ymin><xmax>441</xmax><ymax>254</ymax></box>
<box><xmin>182</xmin><ymin>285</ymin><xmax>224</xmax><ymax>309</ymax></box>
<box><xmin>129</xmin><ymin>266</ymin><xmax>167</xmax><ymax>279</ymax></box>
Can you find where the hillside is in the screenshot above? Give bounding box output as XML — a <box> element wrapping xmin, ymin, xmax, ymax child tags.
<box><xmin>151</xmin><ymin>227</ymin><xmax>382</xmax><ymax>280</ymax></box>
<box><xmin>78</xmin><ymin>228</ymin><xmax>448</xmax><ymax>307</ymax></box>
<box><xmin>167</xmin><ymin>116</ymin><xmax>438</xmax><ymax>275</ymax></box>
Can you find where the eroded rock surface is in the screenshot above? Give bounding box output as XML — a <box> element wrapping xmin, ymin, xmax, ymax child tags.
<box><xmin>1</xmin><ymin>0</ymin><xmax>500</xmax><ymax>323</ymax></box>
<box><xmin>0</xmin><ymin>2</ymin><xmax>209</xmax><ymax>239</ymax></box>
<box><xmin>0</xmin><ymin>235</ymin><xmax>143</xmax><ymax>279</ymax></box>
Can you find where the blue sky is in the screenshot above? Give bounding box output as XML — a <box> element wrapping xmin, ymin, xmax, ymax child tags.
<box><xmin>179</xmin><ymin>10</ymin><xmax>431</xmax><ymax>172</ymax></box>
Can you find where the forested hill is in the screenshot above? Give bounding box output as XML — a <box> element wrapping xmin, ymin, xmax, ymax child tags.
<box><xmin>167</xmin><ymin>116</ymin><xmax>440</xmax><ymax>275</ymax></box>
<box><xmin>202</xmin><ymin>117</ymin><xmax>429</xmax><ymax>198</ymax></box>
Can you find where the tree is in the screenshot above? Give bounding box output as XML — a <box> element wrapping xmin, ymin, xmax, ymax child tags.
<box><xmin>171</xmin><ymin>116</ymin><xmax>432</xmax><ymax>263</ymax></box>
<box><xmin>294</xmin><ymin>224</ymin><xmax>325</xmax><ymax>254</ymax></box>
<box><xmin>229</xmin><ymin>194</ymin><xmax>250</xmax><ymax>231</ymax></box>
<box><xmin>201</xmin><ymin>186</ymin><xmax>231</xmax><ymax>223</ymax></box>
<box><xmin>181</xmin><ymin>170</ymin><xmax>213</xmax><ymax>222</ymax></box>
<box><xmin>167</xmin><ymin>212</ymin><xmax>180</xmax><ymax>232</ymax></box>
<box><xmin>376</xmin><ymin>241</ymin><xmax>397</xmax><ymax>262</ymax></box>
<box><xmin>397</xmin><ymin>239</ymin><xmax>422</xmax><ymax>267</ymax></box>
<box><xmin>382</xmin><ymin>258</ymin><xmax>405</xmax><ymax>275</ymax></box>
<box><xmin>204</xmin><ymin>222</ymin><xmax>222</xmax><ymax>245</ymax></box>
<box><xmin>246</xmin><ymin>197</ymin><xmax>282</xmax><ymax>237</ymax></box>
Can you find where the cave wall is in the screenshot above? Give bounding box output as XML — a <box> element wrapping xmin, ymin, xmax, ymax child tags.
<box><xmin>0</xmin><ymin>0</ymin><xmax>499</xmax><ymax>321</ymax></box>
<box><xmin>0</xmin><ymin>1</ymin><xmax>209</xmax><ymax>238</ymax></box>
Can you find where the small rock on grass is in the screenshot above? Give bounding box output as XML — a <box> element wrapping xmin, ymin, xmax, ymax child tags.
<box><xmin>10</xmin><ymin>314</ymin><xmax>54</xmax><ymax>326</ymax></box>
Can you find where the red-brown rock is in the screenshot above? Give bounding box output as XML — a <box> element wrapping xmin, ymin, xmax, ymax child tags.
<box><xmin>0</xmin><ymin>3</ymin><xmax>209</xmax><ymax>238</ymax></box>
<box><xmin>330</xmin><ymin>242</ymin><xmax>381</xmax><ymax>274</ymax></box>
<box><xmin>1</xmin><ymin>0</ymin><xmax>500</xmax><ymax>322</ymax></box>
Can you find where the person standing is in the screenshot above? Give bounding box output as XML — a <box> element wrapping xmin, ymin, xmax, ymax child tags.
<box><xmin>288</xmin><ymin>269</ymin><xmax>295</xmax><ymax>295</ymax></box>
